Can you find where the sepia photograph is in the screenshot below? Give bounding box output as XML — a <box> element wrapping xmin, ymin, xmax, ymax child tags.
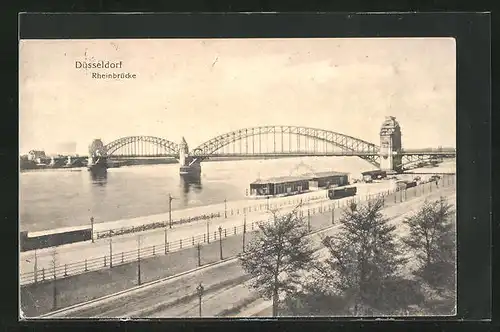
<box><xmin>19</xmin><ymin>37</ymin><xmax>457</xmax><ymax>319</ymax></box>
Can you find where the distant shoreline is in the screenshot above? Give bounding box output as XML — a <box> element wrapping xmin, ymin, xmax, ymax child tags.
<box><xmin>18</xmin><ymin>156</ymin><xmax>300</xmax><ymax>172</ymax></box>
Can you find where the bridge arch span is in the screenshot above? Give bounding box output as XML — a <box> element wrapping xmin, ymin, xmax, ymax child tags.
<box><xmin>191</xmin><ymin>126</ymin><xmax>381</xmax><ymax>167</ymax></box>
<box><xmin>397</xmin><ymin>155</ymin><xmax>445</xmax><ymax>171</ymax></box>
<box><xmin>105</xmin><ymin>136</ymin><xmax>179</xmax><ymax>157</ymax></box>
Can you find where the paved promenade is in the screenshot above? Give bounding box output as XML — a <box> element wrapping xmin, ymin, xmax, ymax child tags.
<box><xmin>20</xmin><ymin>180</ymin><xmax>400</xmax><ymax>284</ymax></box>
<box><xmin>36</xmin><ymin>184</ymin><xmax>455</xmax><ymax>318</ymax></box>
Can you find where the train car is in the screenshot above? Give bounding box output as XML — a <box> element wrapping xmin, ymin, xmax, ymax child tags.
<box><xmin>328</xmin><ymin>186</ymin><xmax>357</xmax><ymax>200</ymax></box>
<box><xmin>396</xmin><ymin>180</ymin><xmax>417</xmax><ymax>191</ymax></box>
<box><xmin>406</xmin><ymin>181</ymin><xmax>417</xmax><ymax>189</ymax></box>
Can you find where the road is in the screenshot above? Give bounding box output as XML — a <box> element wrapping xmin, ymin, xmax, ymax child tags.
<box><xmin>43</xmin><ymin>183</ymin><xmax>455</xmax><ymax>318</ymax></box>
<box><xmin>21</xmin><ymin>180</ymin><xmax>401</xmax><ymax>284</ymax></box>
<box><xmin>150</xmin><ymin>189</ymin><xmax>457</xmax><ymax>318</ymax></box>
<box><xmin>240</xmin><ymin>190</ymin><xmax>458</xmax><ymax>317</ymax></box>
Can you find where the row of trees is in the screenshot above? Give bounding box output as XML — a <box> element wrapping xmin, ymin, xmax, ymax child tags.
<box><xmin>239</xmin><ymin>196</ymin><xmax>455</xmax><ymax>316</ymax></box>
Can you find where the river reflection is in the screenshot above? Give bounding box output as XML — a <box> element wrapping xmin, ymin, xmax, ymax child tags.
<box><xmin>179</xmin><ymin>173</ymin><xmax>203</xmax><ymax>206</ymax></box>
<box><xmin>90</xmin><ymin>168</ymin><xmax>108</xmax><ymax>186</ymax></box>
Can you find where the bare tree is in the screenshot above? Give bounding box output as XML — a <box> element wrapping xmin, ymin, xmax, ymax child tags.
<box><xmin>310</xmin><ymin>198</ymin><xmax>408</xmax><ymax>316</ymax></box>
<box><xmin>402</xmin><ymin>196</ymin><xmax>455</xmax><ymax>290</ymax></box>
<box><xmin>239</xmin><ymin>203</ymin><xmax>315</xmax><ymax>317</ymax></box>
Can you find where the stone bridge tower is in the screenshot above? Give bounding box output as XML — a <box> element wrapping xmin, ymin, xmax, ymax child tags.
<box><xmin>88</xmin><ymin>138</ymin><xmax>108</xmax><ymax>168</ymax></box>
<box><xmin>379</xmin><ymin>116</ymin><xmax>402</xmax><ymax>172</ymax></box>
<box><xmin>178</xmin><ymin>137</ymin><xmax>201</xmax><ymax>176</ymax></box>
<box><xmin>179</xmin><ymin>137</ymin><xmax>189</xmax><ymax>167</ymax></box>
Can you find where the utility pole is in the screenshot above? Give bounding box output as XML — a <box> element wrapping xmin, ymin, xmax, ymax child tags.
<box><xmin>224</xmin><ymin>199</ymin><xmax>227</xmax><ymax>218</ymax></box>
<box><xmin>137</xmin><ymin>235</ymin><xmax>142</xmax><ymax>285</ymax></box>
<box><xmin>109</xmin><ymin>230</ymin><xmax>113</xmax><ymax>268</ymax></box>
<box><xmin>218</xmin><ymin>226</ymin><xmax>223</xmax><ymax>260</ymax></box>
<box><xmin>90</xmin><ymin>216</ymin><xmax>95</xmax><ymax>243</ymax></box>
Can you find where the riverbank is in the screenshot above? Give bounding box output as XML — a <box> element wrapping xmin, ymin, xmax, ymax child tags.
<box><xmin>26</xmin><ymin>178</ymin><xmax>397</xmax><ymax>238</ymax></box>
<box><xmin>28</xmin><ymin>183</ymin><xmax>455</xmax><ymax>318</ymax></box>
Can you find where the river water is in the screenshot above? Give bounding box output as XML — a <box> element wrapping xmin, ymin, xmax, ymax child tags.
<box><xmin>20</xmin><ymin>157</ymin><xmax>378</xmax><ymax>232</ymax></box>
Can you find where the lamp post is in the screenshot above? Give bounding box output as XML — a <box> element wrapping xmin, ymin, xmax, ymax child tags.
<box><xmin>164</xmin><ymin>226</ymin><xmax>168</xmax><ymax>254</ymax></box>
<box><xmin>218</xmin><ymin>226</ymin><xmax>223</xmax><ymax>260</ymax></box>
<box><xmin>224</xmin><ymin>199</ymin><xmax>227</xmax><ymax>219</ymax></box>
<box><xmin>197</xmin><ymin>243</ymin><xmax>201</xmax><ymax>267</ymax></box>
<box><xmin>109</xmin><ymin>230</ymin><xmax>113</xmax><ymax>268</ymax></box>
<box><xmin>51</xmin><ymin>249</ymin><xmax>57</xmax><ymax>310</ymax></box>
<box><xmin>196</xmin><ymin>283</ymin><xmax>204</xmax><ymax>317</ymax></box>
<box><xmin>33</xmin><ymin>249</ymin><xmax>38</xmax><ymax>283</ymax></box>
<box><xmin>307</xmin><ymin>209</ymin><xmax>311</xmax><ymax>232</ymax></box>
<box><xmin>243</xmin><ymin>211</ymin><xmax>247</xmax><ymax>252</ymax></box>
<box><xmin>168</xmin><ymin>194</ymin><xmax>174</xmax><ymax>228</ymax></box>
<box><xmin>90</xmin><ymin>216</ymin><xmax>94</xmax><ymax>243</ymax></box>
<box><xmin>137</xmin><ymin>235</ymin><xmax>142</xmax><ymax>285</ymax></box>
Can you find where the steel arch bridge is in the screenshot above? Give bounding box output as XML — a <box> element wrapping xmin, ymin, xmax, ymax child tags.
<box><xmin>104</xmin><ymin>136</ymin><xmax>179</xmax><ymax>158</ymax></box>
<box><xmin>191</xmin><ymin>126</ymin><xmax>381</xmax><ymax>167</ymax></box>
<box><xmin>398</xmin><ymin>148</ymin><xmax>457</xmax><ymax>170</ymax></box>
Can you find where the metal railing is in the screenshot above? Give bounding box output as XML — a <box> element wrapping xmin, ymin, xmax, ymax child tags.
<box><xmin>93</xmin><ymin>194</ymin><xmax>329</xmax><ymax>240</ymax></box>
<box><xmin>20</xmin><ymin>175</ymin><xmax>455</xmax><ymax>286</ymax></box>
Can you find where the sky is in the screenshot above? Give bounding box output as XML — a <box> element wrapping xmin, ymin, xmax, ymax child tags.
<box><xmin>19</xmin><ymin>38</ymin><xmax>456</xmax><ymax>155</ymax></box>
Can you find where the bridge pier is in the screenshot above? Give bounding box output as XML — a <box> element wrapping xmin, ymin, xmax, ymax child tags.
<box><xmin>179</xmin><ymin>137</ymin><xmax>201</xmax><ymax>176</ymax></box>
<box><xmin>88</xmin><ymin>139</ymin><xmax>108</xmax><ymax>171</ymax></box>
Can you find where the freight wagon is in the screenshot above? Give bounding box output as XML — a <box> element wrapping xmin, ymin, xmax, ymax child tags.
<box><xmin>327</xmin><ymin>186</ymin><xmax>357</xmax><ymax>200</ymax></box>
<box><xmin>396</xmin><ymin>180</ymin><xmax>418</xmax><ymax>191</ymax></box>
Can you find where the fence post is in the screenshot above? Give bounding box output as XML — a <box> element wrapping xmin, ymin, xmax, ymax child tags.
<box><xmin>64</xmin><ymin>264</ymin><xmax>68</xmax><ymax>277</ymax></box>
<box><xmin>192</xmin><ymin>236</ymin><xmax>195</xmax><ymax>246</ymax></box>
<box><xmin>224</xmin><ymin>229</ymin><xmax>227</xmax><ymax>237</ymax></box>
<box><xmin>42</xmin><ymin>268</ymin><xmax>45</xmax><ymax>281</ymax></box>
<box><xmin>180</xmin><ymin>239</ymin><xmax>183</xmax><ymax>249</ymax></box>
<box><xmin>153</xmin><ymin>245</ymin><xmax>156</xmax><ymax>255</ymax></box>
<box><xmin>234</xmin><ymin>226</ymin><xmax>236</xmax><ymax>235</ymax></box>
<box><xmin>104</xmin><ymin>256</ymin><xmax>107</xmax><ymax>267</ymax></box>
<box><xmin>121</xmin><ymin>252</ymin><xmax>124</xmax><ymax>263</ymax></box>
<box><xmin>84</xmin><ymin>259</ymin><xmax>88</xmax><ymax>271</ymax></box>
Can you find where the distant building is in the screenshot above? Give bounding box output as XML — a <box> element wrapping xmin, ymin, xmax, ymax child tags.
<box><xmin>27</xmin><ymin>150</ymin><xmax>46</xmax><ymax>161</ymax></box>
<box><xmin>249</xmin><ymin>171</ymin><xmax>349</xmax><ymax>197</ymax></box>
